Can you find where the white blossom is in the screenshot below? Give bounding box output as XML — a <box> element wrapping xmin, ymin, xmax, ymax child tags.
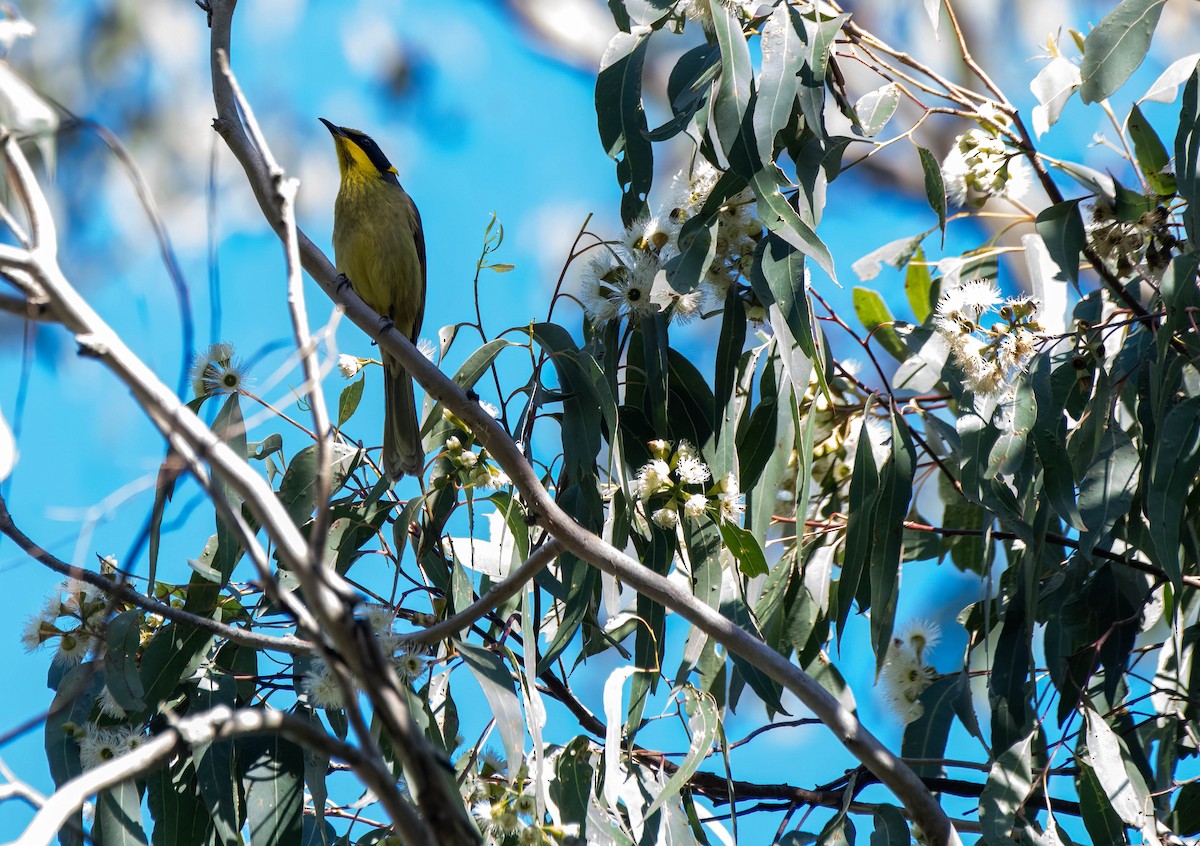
<box><xmin>683</xmin><ymin>494</ymin><xmax>708</xmax><ymax>521</ymax></box>
<box><xmin>635</xmin><ymin>459</ymin><xmax>671</xmax><ymax>500</ymax></box>
<box><xmin>942</xmin><ymin>129</ymin><xmax>1032</xmax><ymax>206</ymax></box>
<box><xmin>53</xmin><ymin>628</ymin><xmax>92</xmax><ymax>667</ymax></box>
<box><xmin>336</xmin><ymin>354</ymin><xmax>362</xmax><ymax>379</ymax></box>
<box><xmin>301</xmin><ymin>660</ymin><xmax>345</xmax><ymax>710</ymax></box>
<box><xmin>716</xmin><ymin>473</ymin><xmax>745</xmax><ymax>522</ymax></box>
<box><xmin>78</xmin><ymin>726</ymin><xmax>121</xmax><ymax>770</ymax></box>
<box><xmin>96</xmin><ymin>686</ymin><xmax>128</xmax><ymax>720</ymax></box>
<box><xmin>651</xmin><ymin>505</ymin><xmax>680</xmax><ymax>530</ymax></box>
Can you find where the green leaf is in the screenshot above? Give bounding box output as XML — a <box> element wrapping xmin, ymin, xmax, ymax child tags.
<box><xmin>854</xmin><ymin>83</ymin><xmax>900</xmax><ymax>137</ymax></box>
<box><xmin>277</xmin><ymin>442</ymin><xmax>358</xmax><ymax>527</ymax></box>
<box><xmin>715</xmin><ymin>285</ymin><xmax>748</xmax><ymax>413</ymax></box>
<box><xmin>1082</xmin><ymin>701</ymin><xmax>1155</xmax><ymax>838</ymax></box>
<box><xmin>148</xmin><ymin>759</ymin><xmax>214</xmax><ymax>846</ymax></box>
<box><xmin>646</xmin><ymin>687</ymin><xmax>720</xmax><ymax>816</ymax></box>
<box><xmin>241</xmin><ymin>735</ymin><xmax>304</xmax><ymax>846</ymax></box>
<box><xmin>720</xmin><ymin>595</ymin><xmax>787</xmax><ymax>714</ymax></box>
<box><xmin>1176</xmin><ymin>68</ymin><xmax>1200</xmax><ymax>244</ymax></box>
<box><xmin>1077</xmin><ymin>427</ymin><xmax>1139</xmax><ymax>556</ymax></box>
<box><xmin>45</xmin><ymin>664</ymin><xmax>104</xmax><ymax>795</ymax></box>
<box><xmin>718</xmin><ymin>520</ymin><xmax>769</xmax><ymax>578</ymax></box>
<box><xmin>1170</xmin><ymin>781</ymin><xmax>1200</xmax><ymax>836</ymax></box>
<box><xmin>1078</xmin><ymin>762</ymin><xmax>1129</xmax><ymax>845</ymax></box>
<box><xmin>852</xmin><ymin>287</ymin><xmax>908</xmax><ymax>362</ymax></box>
<box><xmin>901</xmin><ymin>676</ymin><xmax>970</xmax><ymax>777</ymax></box>
<box><xmin>870</xmin><ymin>805</ymin><xmax>909</xmax><ymax>846</ymax></box>
<box><xmin>193</xmin><ymin>673</ymin><xmax>241</xmax><ymax>845</ymax></box>
<box><xmin>985</xmin><ymin>378</ymin><xmax>1035</xmax><ymax>480</ymax></box>
<box><xmin>336</xmin><ymin>375</ymin><xmax>364</xmax><ymax>427</ymax></box>
<box><xmin>736</xmin><ymin>385</ymin><xmax>779</xmax><ymax>496</ymax></box>
<box><xmin>1080</xmin><ymin>0</ymin><xmax>1167</xmax><ymax>104</ymax></box>
<box><xmin>754</xmin><ymin>233</ymin><xmax>818</xmax><ymax>361</ymax></box>
<box><xmin>754</xmin><ymin>4</ymin><xmax>805</xmax><ymax>164</ymax></box>
<box><xmin>596</xmin><ymin>27</ymin><xmax>653</xmax><ymax>224</ymax></box>
<box><xmin>710</xmin><ymin>2</ymin><xmax>758</xmax><ymax>176</ymax></box>
<box><xmin>751</xmin><ymin>166</ymin><xmax>837</xmax><ymax>283</ymax></box>
<box><xmin>420</xmin><ymin>338</ymin><xmax>514</xmax><ymax>437</ymax></box>
<box><xmin>1127</xmin><ymin>103</ymin><xmax>1176</xmax><ymax>194</ymax></box>
<box><xmin>1035</xmin><ymin>200</ymin><xmax>1085</xmax><ymax>284</ymax></box>
<box><xmin>837</xmin><ymin>403</ymin><xmax>880</xmax><ymax>638</ymax></box>
<box><xmin>533</xmin><ymin>324</ymin><xmax>613</xmax><ymax>480</ymax></box>
<box><xmin>140</xmin><ymin>624</ymin><xmax>215</xmax><ymax>712</ymax></box>
<box><xmin>904</xmin><ymin>248</ymin><xmax>934</xmax><ymax>322</ymax></box>
<box><xmin>94</xmin><ymin>780</ymin><xmax>148</xmax><ymax>846</ymax></box>
<box><xmin>914</xmin><ymin>148</ymin><xmax>947</xmax><ymax>244</ymax></box>
<box><xmin>797</xmin><ymin>13</ymin><xmax>849</xmax><ymax>136</ymax></box>
<box><xmin>648</xmin><ymin>43</ymin><xmax>720</xmax><ymax>142</ymax></box>
<box><xmin>550</xmin><ymin>736</ymin><xmax>593</xmax><ymax>834</ymax></box>
<box><xmin>1146</xmin><ymin>396</ymin><xmax>1200</xmax><ymax>590</ymax></box>
<box><xmin>1030</xmin><ymin>353</ymin><xmax>1084</xmax><ymax>530</ymax></box>
<box><xmin>979</xmin><ymin>733</ymin><xmax>1036</xmax><ymax>845</ymax></box>
<box><xmin>851</xmin><ymin>234</ymin><xmax>924</xmax><ymax>283</ymax></box>
<box><xmin>869</xmin><ymin>408</ymin><xmax>916</xmax><ymax>673</ymax></box>
<box><xmin>104</xmin><ymin>609</ymin><xmax>147</xmax><ymax>712</ymax></box>
<box><xmin>458</xmin><ymin>641</ymin><xmax>525</xmax><ymax>777</ymax></box>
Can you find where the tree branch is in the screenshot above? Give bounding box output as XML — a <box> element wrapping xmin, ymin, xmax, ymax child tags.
<box><xmin>11</xmin><ymin>705</ymin><xmax>432</xmax><ymax>846</ymax></box>
<box><xmin>0</xmin><ymin>490</ymin><xmax>314</xmax><ymax>655</ymax></box>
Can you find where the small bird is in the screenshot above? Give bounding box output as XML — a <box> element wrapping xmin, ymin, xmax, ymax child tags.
<box><xmin>321</xmin><ymin>118</ymin><xmax>426</xmax><ymax>481</ymax></box>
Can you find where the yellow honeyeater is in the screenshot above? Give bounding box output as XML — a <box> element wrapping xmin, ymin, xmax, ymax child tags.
<box><xmin>321</xmin><ymin>119</ymin><xmax>426</xmax><ymax>481</ymax></box>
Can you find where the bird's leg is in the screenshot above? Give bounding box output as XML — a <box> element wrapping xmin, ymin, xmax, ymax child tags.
<box><xmin>335</xmin><ymin>273</ymin><xmax>353</xmax><ymax>292</ymax></box>
<box><xmin>377</xmin><ymin>315</ymin><xmax>395</xmax><ymax>333</ymax></box>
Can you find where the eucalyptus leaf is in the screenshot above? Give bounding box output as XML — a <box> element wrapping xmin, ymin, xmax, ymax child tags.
<box><xmin>458</xmin><ymin>641</ymin><xmax>525</xmax><ymax>779</ymax></box>
<box><xmin>853</xmin><ymin>83</ymin><xmax>900</xmax><ymax>137</ymax></box>
<box><xmin>1080</xmin><ymin>0</ymin><xmax>1166</xmax><ymax>103</ymax></box>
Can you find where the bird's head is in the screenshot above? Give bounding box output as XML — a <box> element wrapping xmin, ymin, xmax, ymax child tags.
<box><xmin>320</xmin><ymin>118</ymin><xmax>401</xmax><ymax>187</ymax></box>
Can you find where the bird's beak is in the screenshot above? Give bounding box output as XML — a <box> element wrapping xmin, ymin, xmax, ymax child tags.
<box><xmin>319</xmin><ymin>118</ymin><xmax>344</xmax><ymax>138</ymax></box>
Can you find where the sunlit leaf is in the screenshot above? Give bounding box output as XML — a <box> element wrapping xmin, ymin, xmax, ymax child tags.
<box><xmin>979</xmin><ymin>732</ymin><xmax>1035</xmax><ymax>844</ymax></box>
<box><xmin>1080</xmin><ymin>0</ymin><xmax>1166</xmax><ymax>103</ymax></box>
<box><xmin>458</xmin><ymin>641</ymin><xmax>525</xmax><ymax>780</ymax></box>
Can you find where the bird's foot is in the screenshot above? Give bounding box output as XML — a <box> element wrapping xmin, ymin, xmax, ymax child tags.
<box><xmin>378</xmin><ymin>316</ymin><xmax>395</xmax><ymax>333</ymax></box>
<box><xmin>335</xmin><ymin>273</ymin><xmax>352</xmax><ymax>292</ymax></box>
<box><xmin>466</xmin><ymin>388</ymin><xmax>480</xmax><ymax>402</ymax></box>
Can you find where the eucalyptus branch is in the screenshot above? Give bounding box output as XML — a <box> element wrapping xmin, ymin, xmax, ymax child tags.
<box><xmin>0</xmin><ymin>289</ymin><xmax>50</xmax><ymax>321</ymax></box>
<box><xmin>213</xmin><ymin>50</ymin><xmax>336</xmax><ymax>562</ymax></box>
<box><xmin>11</xmin><ymin>705</ymin><xmax>431</xmax><ymax>846</ymax></box>
<box><xmin>0</xmin><ymin>490</ymin><xmax>314</xmax><ymax>656</ymax></box>
<box><xmin>414</xmin><ymin>537</ymin><xmax>565</xmax><ymax>644</ymax></box>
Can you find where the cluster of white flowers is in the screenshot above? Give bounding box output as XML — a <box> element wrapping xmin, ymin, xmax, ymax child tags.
<box><xmin>21</xmin><ymin>577</ymin><xmax>110</xmax><ymax>667</ymax></box>
<box><xmin>301</xmin><ymin>606</ymin><xmax>428</xmax><ymax>710</ymax></box>
<box><xmin>941</xmin><ymin>106</ymin><xmax>1031</xmax><ymax>208</ymax></box>
<box><xmin>77</xmin><ymin>723</ymin><xmax>145</xmax><ymax>770</ymax></box>
<box><xmin>632</xmin><ymin>439</ymin><xmax>744</xmax><ymax>528</ymax></box>
<box><xmin>933</xmin><ymin>279</ymin><xmax>1042</xmax><ymax>398</ymax></box>
<box><xmin>442</xmin><ymin>434</ymin><xmax>512</xmax><ymax>490</ymax></box>
<box><xmin>465</xmin><ymin>757</ymin><xmax>557</xmax><ymax>845</ymax></box>
<box><xmin>579</xmin><ymin>160</ymin><xmax>763</xmax><ymax>327</ymax></box>
<box><xmin>880</xmin><ymin>620</ymin><xmax>941</xmax><ymax>724</ymax></box>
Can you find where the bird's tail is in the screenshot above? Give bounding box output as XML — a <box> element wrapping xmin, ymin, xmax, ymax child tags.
<box><xmin>382</xmin><ymin>355</ymin><xmax>424</xmax><ymax>481</ymax></box>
